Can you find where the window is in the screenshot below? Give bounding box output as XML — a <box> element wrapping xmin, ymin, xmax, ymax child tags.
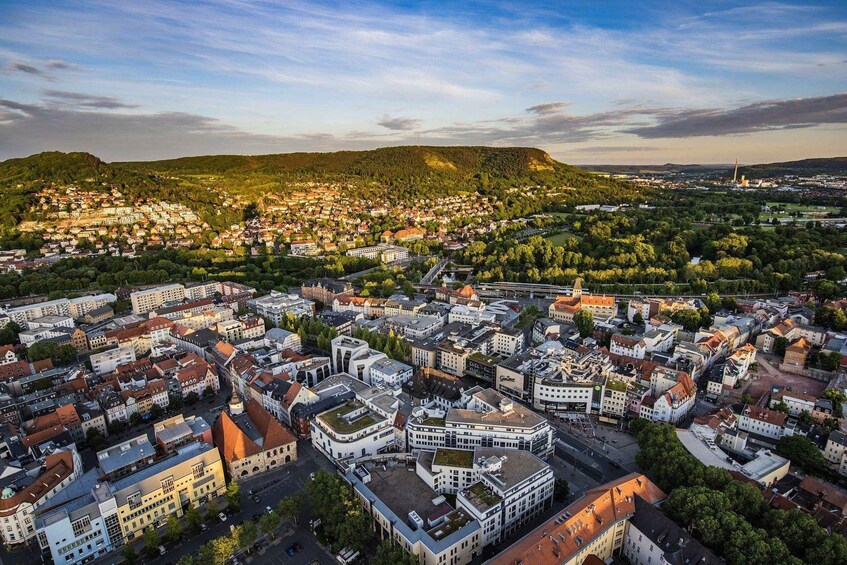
<box><xmin>192</xmin><ymin>463</ymin><xmax>205</xmax><ymax>479</ymax></box>
<box><xmin>71</xmin><ymin>516</ymin><xmax>92</xmax><ymax>537</ymax></box>
<box><xmin>127</xmin><ymin>492</ymin><xmax>142</xmax><ymax>510</ymax></box>
<box><xmin>161</xmin><ymin>476</ymin><xmax>174</xmax><ymax>494</ymax></box>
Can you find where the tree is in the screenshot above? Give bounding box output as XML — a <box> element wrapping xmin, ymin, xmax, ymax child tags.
<box><xmin>823</xmin><ymin>389</ymin><xmax>846</xmax><ymax>417</ymax></box>
<box><xmin>276</xmin><ymin>493</ymin><xmax>304</xmax><ymax>526</ymax></box>
<box><xmin>122</xmin><ymin>544</ymin><xmax>137</xmax><ymax>565</ymax></box>
<box><xmin>107</xmin><ymin>420</ymin><xmax>125</xmax><ymax>435</ymax></box>
<box><xmin>632</xmin><ymin>312</ymin><xmax>644</xmax><ymax>326</ymax></box>
<box><xmin>773</xmin><ymin>336</ymin><xmax>789</xmax><ymax>356</ymax></box>
<box><xmin>176</xmin><ymin>556</ymin><xmax>195</xmax><ymax>565</ymax></box>
<box><xmin>236</xmin><ymin>520</ymin><xmax>258</xmax><ymax>548</ymax></box>
<box><xmin>741</xmin><ymin>394</ymin><xmax>754</xmax><ymax>405</ymax></box>
<box><xmin>554</xmin><ymin>479</ymin><xmax>570</xmax><ymax>502</ymax></box>
<box><xmin>85</xmin><ymin>428</ymin><xmax>106</xmax><ymax>450</ymax></box>
<box><xmin>226</xmin><ymin>481</ymin><xmax>241</xmax><ymax>512</ymax></box>
<box><xmin>129</xmin><ymin>412</ymin><xmax>141</xmax><ymax>427</ymax></box>
<box><xmin>166</xmin><ymin>514</ymin><xmax>183</xmax><ymax>543</ymax></box>
<box><xmin>205</xmin><ymin>499</ymin><xmax>219</xmax><ymax>522</ymax></box>
<box><xmin>819</xmin><ymin>352</ymin><xmax>842</xmax><ymax>372</ymax></box>
<box><xmin>259</xmin><ymin>510</ymin><xmax>280</xmax><ymax>535</ymax></box>
<box><xmin>372</xmin><ymin>539</ymin><xmax>416</xmax><ymax>565</ymax></box>
<box><xmin>777</xmin><ymin>435</ymin><xmax>825</xmax><ymax>473</ymax></box>
<box><xmin>773</xmin><ymin>401</ymin><xmax>790</xmax><ymax>414</ymax></box>
<box><xmin>704</xmin><ymin>292</ymin><xmax>722</xmax><ymax>313</ymax></box>
<box><xmin>211</xmin><ymin>535</ymin><xmax>237</xmax><ymax>564</ymax></box>
<box><xmin>203</xmin><ymin>386</ymin><xmax>215</xmax><ymax>399</ymax></box>
<box><xmin>185</xmin><ymin>391</ymin><xmax>199</xmax><ymax>405</ymax></box>
<box><xmin>573</xmin><ymin>308</ymin><xmax>594</xmax><ymax>338</ymax></box>
<box><xmin>197</xmin><ymin>544</ymin><xmax>214</xmax><ymax>565</ymax></box>
<box><xmin>143</xmin><ymin>526</ymin><xmax>160</xmax><ymax>558</ymax></box>
<box><xmin>185</xmin><ymin>503</ymin><xmax>203</xmax><ymax>534</ymax></box>
<box><xmin>150</xmin><ymin>403</ymin><xmax>163</xmax><ymax>420</ymax></box>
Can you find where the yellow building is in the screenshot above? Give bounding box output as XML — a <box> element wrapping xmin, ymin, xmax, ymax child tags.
<box><xmin>111</xmin><ymin>442</ymin><xmax>225</xmax><ymax>542</ymax></box>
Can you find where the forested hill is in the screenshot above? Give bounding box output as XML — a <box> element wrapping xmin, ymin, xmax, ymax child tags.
<box><xmin>0</xmin><ymin>151</ymin><xmax>175</xmax><ymax>230</ymax></box>
<box><xmin>118</xmin><ymin>146</ymin><xmax>564</xmax><ymax>177</ymax></box>
<box><xmin>737</xmin><ymin>157</ymin><xmax>847</xmax><ymax>177</ymax></box>
<box><xmin>0</xmin><ymin>146</ymin><xmax>647</xmax><ymax>234</ymax></box>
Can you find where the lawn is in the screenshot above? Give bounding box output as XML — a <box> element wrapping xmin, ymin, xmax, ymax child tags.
<box><xmin>544</xmin><ymin>231</ymin><xmax>575</xmax><ymax>246</ymax></box>
<box><xmin>319</xmin><ymin>401</ymin><xmax>377</xmax><ymax>434</ymax></box>
<box><xmin>422</xmin><ymin>416</ymin><xmax>446</xmax><ymax>427</ymax></box>
<box><xmin>468</xmin><ymin>481</ymin><xmax>501</xmax><ymax>506</ymax></box>
<box><xmin>434</xmin><ymin>448</ymin><xmax>474</xmax><ymax>468</ymax></box>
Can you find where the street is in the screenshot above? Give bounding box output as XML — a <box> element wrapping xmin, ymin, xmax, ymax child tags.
<box><xmin>87</xmin><ymin>442</ymin><xmax>336</xmax><ymax>565</ymax></box>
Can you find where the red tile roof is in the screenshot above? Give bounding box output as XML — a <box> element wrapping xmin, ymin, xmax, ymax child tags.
<box><xmin>493</xmin><ymin>473</ymin><xmax>665</xmax><ymax>565</ymax></box>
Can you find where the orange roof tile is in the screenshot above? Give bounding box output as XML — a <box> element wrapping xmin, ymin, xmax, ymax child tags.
<box><xmin>493</xmin><ymin>473</ymin><xmax>665</xmax><ymax>565</ymax></box>
<box><xmin>55</xmin><ymin>404</ymin><xmax>81</xmax><ymax>428</ymax></box>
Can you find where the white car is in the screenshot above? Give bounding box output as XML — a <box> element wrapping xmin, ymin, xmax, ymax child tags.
<box><xmin>266</xmin><ymin>506</ymin><xmax>273</xmax><ymax>513</ymax></box>
<box><xmin>219</xmin><ymin>512</ymin><xmax>227</xmax><ymax>522</ymax></box>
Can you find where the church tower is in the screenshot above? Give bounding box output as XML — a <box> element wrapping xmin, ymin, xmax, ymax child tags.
<box><xmin>228</xmin><ymin>385</ymin><xmax>244</xmax><ymax>416</ymax></box>
<box><xmin>572</xmin><ymin>278</ymin><xmax>583</xmax><ymax>299</ymax></box>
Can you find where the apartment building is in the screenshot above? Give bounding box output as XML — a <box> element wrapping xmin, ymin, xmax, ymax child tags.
<box><xmin>417</xmin><ymin>447</ymin><xmax>554</xmax><ymax>548</ymax></box>
<box><xmin>107</xmin><ymin>442</ymin><xmax>225</xmax><ymax>543</ymax></box>
<box><xmin>369</xmin><ymin>357</ymin><xmax>414</xmax><ymax>388</ymax></box>
<box><xmin>491</xmin><ymin>474</ymin><xmax>667</xmax><ymax>565</ymax></box>
<box><xmin>130</xmin><ymin>284</ymin><xmax>185</xmax><ymax>314</ymax></box>
<box><xmin>737</xmin><ymin>404</ymin><xmax>791</xmax><ymax>443</ymax></box>
<box><xmin>0</xmin><ymin>447</ymin><xmax>82</xmax><ymax>546</ymax></box>
<box><xmin>247</xmin><ymin>291</ymin><xmax>315</xmax><ymax>324</ymax></box>
<box><xmin>347</xmin><ymin>455</ymin><xmax>483</xmax><ymax>565</ymax></box>
<box><xmin>406</xmin><ymin>389</ymin><xmax>554</xmax><ymax>459</ymax></box>
<box><xmin>310</xmin><ymin>385</ymin><xmax>399</xmax><ymax>463</ymax></box>
<box><xmin>90</xmin><ymin>346</ymin><xmax>136</xmax><ymax>376</ymax></box>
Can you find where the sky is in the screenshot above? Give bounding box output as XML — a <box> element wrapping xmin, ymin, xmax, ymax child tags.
<box><xmin>1</xmin><ymin>0</ymin><xmax>846</xmax><ymax>164</ymax></box>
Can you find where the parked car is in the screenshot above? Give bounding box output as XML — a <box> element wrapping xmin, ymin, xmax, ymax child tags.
<box><xmin>159</xmin><ymin>545</ymin><xmax>166</xmax><ymax>556</ymax></box>
<box><xmin>250</xmin><ymin>494</ymin><xmax>260</xmax><ymax>503</ymax></box>
<box><xmin>219</xmin><ymin>512</ymin><xmax>227</xmax><ymax>522</ymax></box>
<box><xmin>265</xmin><ymin>505</ymin><xmax>273</xmax><ymax>513</ymax></box>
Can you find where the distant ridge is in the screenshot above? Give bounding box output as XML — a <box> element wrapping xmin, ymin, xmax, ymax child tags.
<box><xmin>584</xmin><ymin>156</ymin><xmax>847</xmax><ymax>177</ymax></box>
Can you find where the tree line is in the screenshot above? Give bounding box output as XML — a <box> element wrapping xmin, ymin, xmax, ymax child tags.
<box><xmin>632</xmin><ymin>419</ymin><xmax>847</xmax><ymax>564</ymax></box>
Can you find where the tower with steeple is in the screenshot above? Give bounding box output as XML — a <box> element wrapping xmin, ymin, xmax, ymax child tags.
<box><xmin>228</xmin><ymin>386</ymin><xmax>244</xmax><ymax>416</ymax></box>
<box><xmin>572</xmin><ymin>278</ymin><xmax>583</xmax><ymax>299</ymax></box>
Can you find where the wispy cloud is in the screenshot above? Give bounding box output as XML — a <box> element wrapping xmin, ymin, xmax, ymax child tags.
<box><xmin>0</xmin><ymin>1</ymin><xmax>845</xmax><ymax>162</ymax></box>
<box><xmin>377</xmin><ymin>116</ymin><xmax>420</xmax><ymax>131</ymax></box>
<box><xmin>9</xmin><ymin>62</ymin><xmax>42</xmax><ymax>75</ymax></box>
<box><xmin>626</xmin><ymin>93</ymin><xmax>847</xmax><ymax>138</ymax></box>
<box><xmin>43</xmin><ymin>89</ymin><xmax>136</xmax><ymax>109</ymax></box>
<box><xmin>526</xmin><ymin>102</ymin><xmax>570</xmax><ymax>115</ymax></box>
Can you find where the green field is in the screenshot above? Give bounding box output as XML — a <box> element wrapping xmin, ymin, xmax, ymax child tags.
<box><xmin>544</xmin><ymin>231</ymin><xmax>575</xmax><ymax>246</ymax></box>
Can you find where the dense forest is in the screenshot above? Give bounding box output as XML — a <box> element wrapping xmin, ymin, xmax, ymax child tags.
<box><xmin>458</xmin><ymin>190</ymin><xmax>847</xmax><ymax>294</ymax></box>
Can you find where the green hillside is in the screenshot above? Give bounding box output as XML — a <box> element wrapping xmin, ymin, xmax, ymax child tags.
<box><xmin>0</xmin><ymin>146</ymin><xmax>647</xmax><ymax>237</ymax></box>
<box><xmin>117</xmin><ymin>146</ymin><xmax>560</xmax><ymax>177</ymax></box>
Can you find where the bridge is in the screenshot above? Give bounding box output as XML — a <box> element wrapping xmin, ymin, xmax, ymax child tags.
<box><xmin>420</xmin><ymin>257</ymin><xmax>450</xmax><ymax>285</ymax></box>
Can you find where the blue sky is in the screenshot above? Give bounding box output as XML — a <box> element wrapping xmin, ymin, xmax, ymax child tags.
<box><xmin>1</xmin><ymin>0</ymin><xmax>846</xmax><ymax>163</ymax></box>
